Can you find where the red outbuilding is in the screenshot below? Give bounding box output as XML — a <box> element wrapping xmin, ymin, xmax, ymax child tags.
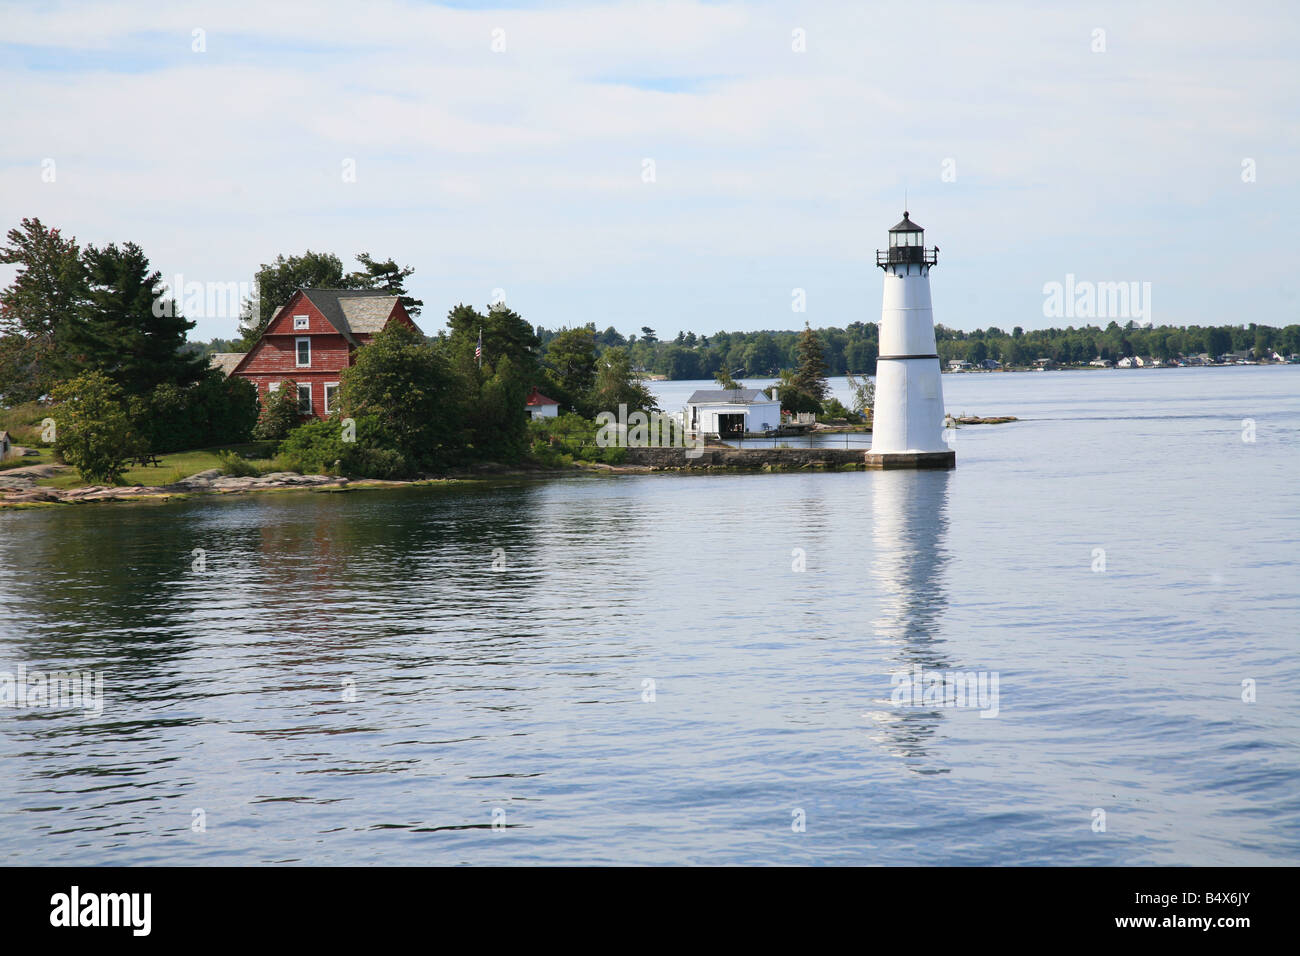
<box><xmin>217</xmin><ymin>288</ymin><xmax>420</xmax><ymax>419</ymax></box>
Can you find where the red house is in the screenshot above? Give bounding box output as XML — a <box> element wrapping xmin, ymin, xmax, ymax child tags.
<box><xmin>217</xmin><ymin>289</ymin><xmax>420</xmax><ymax>419</ymax></box>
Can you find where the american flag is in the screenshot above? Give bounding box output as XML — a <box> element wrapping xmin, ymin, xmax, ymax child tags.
<box><xmin>475</xmin><ymin>329</ymin><xmax>482</xmax><ymax>365</ymax></box>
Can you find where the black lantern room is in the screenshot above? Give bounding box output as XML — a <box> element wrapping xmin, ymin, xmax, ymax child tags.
<box><xmin>877</xmin><ymin>211</ymin><xmax>938</xmax><ymax>269</ymax></box>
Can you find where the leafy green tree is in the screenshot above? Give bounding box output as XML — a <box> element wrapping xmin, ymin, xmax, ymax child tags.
<box><xmin>50</xmin><ymin>371</ymin><xmax>139</xmax><ymax>483</ymax></box>
<box><xmin>544</xmin><ymin>326</ymin><xmax>599</xmax><ymax>413</ymax></box>
<box><xmin>766</xmin><ymin>368</ymin><xmax>820</xmax><ymax>415</ymax></box>
<box><xmin>0</xmin><ymin>217</ymin><xmax>87</xmax><ymax>400</ymax></box>
<box><xmin>239</xmin><ymin>249</ymin><xmax>425</xmax><ymax>346</ymax></box>
<box><xmin>845</xmin><ymin>338</ymin><xmax>878</xmax><ymax>374</ymax></box>
<box><xmin>714</xmin><ymin>368</ymin><xmax>743</xmax><ymax>390</ymax></box>
<box><xmin>254</xmin><ymin>380</ymin><xmax>303</xmax><ymax>441</ymax></box>
<box><xmin>792</xmin><ymin>323</ymin><xmax>829</xmax><ymax>400</ymax></box>
<box><xmin>238</xmin><ymin>251</ymin><xmax>348</xmax><ymax>347</ymax></box>
<box><xmin>591</xmin><ymin>347</ymin><xmax>658</xmax><ymax>415</ymax></box>
<box><xmin>845</xmin><ymin>370</ymin><xmax>874</xmax><ymax>418</ymax></box>
<box><xmin>468</xmin><ymin>354</ymin><xmax>530</xmax><ymax>462</ymax></box>
<box><xmin>341</xmin><ymin>322</ymin><xmax>464</xmax><ymax>470</ymax></box>
<box><xmin>444</xmin><ymin>303</ymin><xmax>542</xmax><ymax>382</ymax></box>
<box><xmin>597</xmin><ymin>326</ymin><xmax>626</xmax><ymax>347</ymax></box>
<box><xmin>742</xmin><ymin>333</ymin><xmax>781</xmax><ymax>375</ymax></box>
<box><xmin>658</xmin><ymin>345</ymin><xmax>702</xmax><ymax>380</ymax></box>
<box><xmin>139</xmin><ymin>371</ymin><xmax>258</xmax><ymax>453</ymax></box>
<box><xmin>1206</xmin><ymin>327</ymin><xmax>1232</xmax><ymax>360</ymax></box>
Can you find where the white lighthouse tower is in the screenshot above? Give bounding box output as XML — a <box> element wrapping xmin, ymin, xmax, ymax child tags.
<box><xmin>866</xmin><ymin>211</ymin><xmax>956</xmax><ymax>470</ymax></box>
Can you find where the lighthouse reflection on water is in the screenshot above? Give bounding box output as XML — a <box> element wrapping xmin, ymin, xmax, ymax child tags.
<box><xmin>865</xmin><ymin>469</ymin><xmax>955</xmax><ymax>774</ymax></box>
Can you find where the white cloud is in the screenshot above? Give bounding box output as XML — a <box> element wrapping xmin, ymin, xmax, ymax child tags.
<box><xmin>1</xmin><ymin>0</ymin><xmax>1296</xmax><ymax>338</ymax></box>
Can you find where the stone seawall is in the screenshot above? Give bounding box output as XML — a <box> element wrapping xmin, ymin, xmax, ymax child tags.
<box><xmin>623</xmin><ymin>446</ymin><xmax>866</xmax><ymax>470</ymax></box>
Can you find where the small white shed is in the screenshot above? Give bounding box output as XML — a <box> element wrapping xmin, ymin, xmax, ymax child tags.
<box><xmin>525</xmin><ymin>386</ymin><xmax>560</xmax><ymax>419</ymax></box>
<box><xmin>684</xmin><ymin>388</ymin><xmax>782</xmax><ymax>437</ymax></box>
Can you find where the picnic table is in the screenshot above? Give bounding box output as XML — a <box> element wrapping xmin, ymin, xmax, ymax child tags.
<box><xmin>131</xmin><ymin>454</ymin><xmax>163</xmax><ymax>467</ymax></box>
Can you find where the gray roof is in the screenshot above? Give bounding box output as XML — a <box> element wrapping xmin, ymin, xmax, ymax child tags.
<box><xmin>890</xmin><ymin>210</ymin><xmax>924</xmax><ymax>232</ymax></box>
<box><xmin>298</xmin><ymin>289</ymin><xmax>411</xmax><ymax>344</ymax></box>
<box><xmin>210</xmin><ymin>352</ymin><xmax>247</xmax><ymax>376</ymax></box>
<box><xmin>686</xmin><ymin>388</ymin><xmax>771</xmax><ymax>404</ymax></box>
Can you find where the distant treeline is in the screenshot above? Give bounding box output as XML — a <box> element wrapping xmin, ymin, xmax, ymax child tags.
<box><xmin>194</xmin><ymin>319</ymin><xmax>1300</xmax><ymax>380</ymax></box>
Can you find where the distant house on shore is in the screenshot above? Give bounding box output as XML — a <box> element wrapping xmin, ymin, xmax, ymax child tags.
<box><xmin>947</xmin><ymin>359</ymin><xmax>972</xmax><ymax>371</ymax></box>
<box><xmin>1033</xmin><ymin>357</ymin><xmax>1054</xmax><ymax>370</ymax></box>
<box><xmin>217</xmin><ymin>289</ymin><xmax>420</xmax><ymax>419</ymax></box>
<box><xmin>980</xmin><ymin>358</ymin><xmax>1001</xmax><ymax>370</ymax></box>
<box><xmin>685</xmin><ymin>388</ymin><xmax>781</xmax><ymax>437</ymax></box>
<box><xmin>1089</xmin><ymin>357</ymin><xmax>1113</xmax><ymax>367</ymax></box>
<box><xmin>525</xmin><ymin>386</ymin><xmax>560</xmax><ymax>419</ymax></box>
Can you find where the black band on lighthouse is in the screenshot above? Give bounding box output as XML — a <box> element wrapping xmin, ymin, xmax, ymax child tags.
<box><xmin>877</xmin><ymin>353</ymin><xmax>940</xmax><ymax>360</ymax></box>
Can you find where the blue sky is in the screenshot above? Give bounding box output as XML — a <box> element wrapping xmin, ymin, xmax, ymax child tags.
<box><xmin>1</xmin><ymin>0</ymin><xmax>1296</xmax><ymax>341</ymax></box>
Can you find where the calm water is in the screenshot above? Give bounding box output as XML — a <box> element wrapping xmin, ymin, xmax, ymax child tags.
<box><xmin>1</xmin><ymin>367</ymin><xmax>1297</xmax><ymax>865</ymax></box>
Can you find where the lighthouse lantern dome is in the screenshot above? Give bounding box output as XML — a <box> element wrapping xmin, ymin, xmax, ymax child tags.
<box><xmin>888</xmin><ymin>211</ymin><xmax>924</xmax><ymax>247</ymax></box>
<box><xmin>878</xmin><ymin>210</ymin><xmax>937</xmax><ymax>268</ymax></box>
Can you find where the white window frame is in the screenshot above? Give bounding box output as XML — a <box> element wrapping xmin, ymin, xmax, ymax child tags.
<box><xmin>268</xmin><ymin>382</ymin><xmax>280</xmax><ymax>393</ymax></box>
<box><xmin>293</xmin><ymin>314</ymin><xmax>310</xmax><ymax>330</ymax></box>
<box><xmin>297</xmin><ymin>383</ymin><xmax>312</xmax><ymax>415</ymax></box>
<box><xmin>324</xmin><ymin>382</ymin><xmax>340</xmax><ymax>415</ymax></box>
<box><xmin>295</xmin><ymin>336</ymin><xmax>311</xmax><ymax>368</ymax></box>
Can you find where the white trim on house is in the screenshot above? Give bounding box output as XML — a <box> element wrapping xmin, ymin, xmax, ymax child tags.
<box><xmin>268</xmin><ymin>381</ymin><xmax>280</xmax><ymax>393</ymax></box>
<box><xmin>297</xmin><ymin>382</ymin><xmax>312</xmax><ymax>414</ymax></box>
<box><xmin>293</xmin><ymin>314</ymin><xmax>310</xmax><ymax>330</ymax></box>
<box><xmin>295</xmin><ymin>336</ymin><xmax>311</xmax><ymax>367</ymax></box>
<box><xmin>324</xmin><ymin>382</ymin><xmax>340</xmax><ymax>415</ymax></box>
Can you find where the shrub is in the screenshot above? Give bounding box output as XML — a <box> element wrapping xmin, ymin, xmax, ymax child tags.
<box><xmin>253</xmin><ymin>380</ymin><xmax>302</xmax><ymax>441</ymax></box>
<box><xmin>276</xmin><ymin>415</ymin><xmax>415</xmax><ymax>479</ymax></box>
<box><xmin>216</xmin><ymin>450</ymin><xmax>259</xmax><ymax>477</ymax></box>
<box><xmin>277</xmin><ymin>417</ymin><xmax>351</xmax><ymax>474</ymax></box>
<box><xmin>340</xmin><ymin>323</ymin><xmax>466</xmax><ymax>470</ymax></box>
<box><xmin>135</xmin><ymin>372</ymin><xmax>260</xmax><ymax>454</ymax></box>
<box><xmin>49</xmin><ymin>371</ymin><xmax>141</xmax><ymax>484</ymax></box>
<box><xmin>344</xmin><ymin>445</ymin><xmax>410</xmax><ymax>480</ymax></box>
<box><xmin>820</xmin><ymin>397</ymin><xmax>856</xmax><ymax>421</ymax></box>
<box><xmin>529</xmin><ymin>439</ymin><xmax>573</xmax><ymax>468</ymax></box>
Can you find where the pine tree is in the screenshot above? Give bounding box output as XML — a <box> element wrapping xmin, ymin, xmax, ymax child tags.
<box><xmin>347</xmin><ymin>253</ymin><xmax>423</xmax><ymax>317</ymax></box>
<box><xmin>792</xmin><ymin>323</ymin><xmax>829</xmax><ymax>401</ymax></box>
<box><xmin>70</xmin><ymin>242</ymin><xmax>206</xmax><ymax>395</ymax></box>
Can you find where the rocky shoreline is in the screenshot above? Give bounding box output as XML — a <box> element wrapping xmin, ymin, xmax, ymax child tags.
<box><xmin>0</xmin><ymin>467</ymin><xmax>369</xmax><ymax>506</ymax></box>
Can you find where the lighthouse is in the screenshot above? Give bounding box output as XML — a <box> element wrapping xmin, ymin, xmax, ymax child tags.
<box><xmin>865</xmin><ymin>211</ymin><xmax>956</xmax><ymax>470</ymax></box>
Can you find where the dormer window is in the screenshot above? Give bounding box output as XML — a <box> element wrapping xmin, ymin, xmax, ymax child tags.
<box><xmin>293</xmin><ymin>315</ymin><xmax>309</xmax><ymax>330</ymax></box>
<box><xmin>296</xmin><ymin>337</ymin><xmax>311</xmax><ymax>367</ymax></box>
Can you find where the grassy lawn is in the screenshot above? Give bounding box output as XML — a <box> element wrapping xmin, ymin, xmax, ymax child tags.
<box><xmin>35</xmin><ymin>441</ymin><xmax>277</xmax><ymax>489</ymax></box>
<box><xmin>0</xmin><ymin>445</ymin><xmax>57</xmax><ymax>470</ymax></box>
